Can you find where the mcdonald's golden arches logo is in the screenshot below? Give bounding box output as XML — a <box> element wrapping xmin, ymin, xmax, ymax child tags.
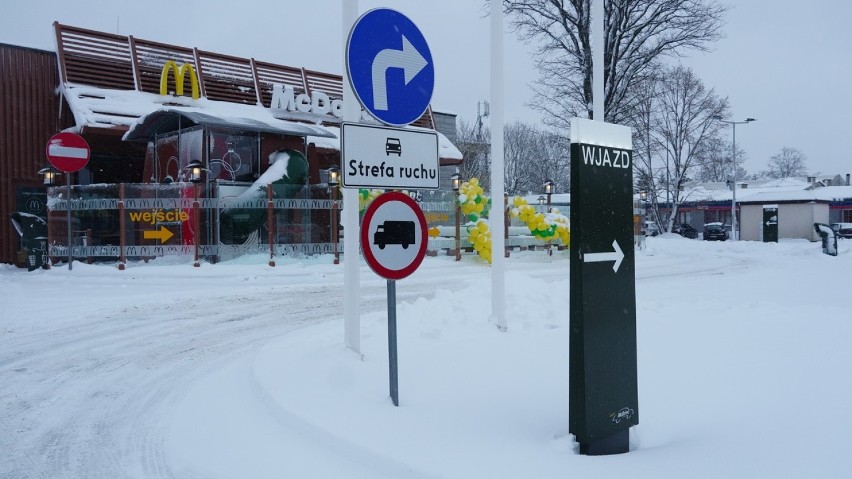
<box><xmin>160</xmin><ymin>61</ymin><xmax>200</xmax><ymax>100</ymax></box>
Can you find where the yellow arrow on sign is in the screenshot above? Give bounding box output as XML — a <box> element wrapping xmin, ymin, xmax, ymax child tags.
<box><xmin>143</xmin><ymin>226</ymin><xmax>174</xmax><ymax>243</ymax></box>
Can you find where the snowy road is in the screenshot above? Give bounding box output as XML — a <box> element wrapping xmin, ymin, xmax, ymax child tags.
<box><xmin>1</xmin><ymin>245</ymin><xmax>753</xmax><ymax>478</ymax></box>
<box><xmin>0</xmin><ymin>259</ymin><xmax>477</xmax><ymax>478</ymax></box>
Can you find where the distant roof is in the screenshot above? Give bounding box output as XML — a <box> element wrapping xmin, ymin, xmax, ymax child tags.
<box><xmin>738</xmin><ymin>186</ymin><xmax>852</xmax><ymax>204</ymax></box>
<box><xmin>681</xmin><ymin>177</ymin><xmax>852</xmax><ymax>204</ymax></box>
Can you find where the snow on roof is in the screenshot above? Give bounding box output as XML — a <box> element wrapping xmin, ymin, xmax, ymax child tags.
<box><xmin>62</xmin><ymin>84</ymin><xmax>335</xmax><ymax>139</ymax></box>
<box><xmin>61</xmin><ymin>83</ymin><xmax>463</xmax><ymax>160</ymax></box>
<box><xmin>681</xmin><ymin>177</ymin><xmax>852</xmax><ymax>204</ymax></box>
<box><xmin>738</xmin><ymin>185</ymin><xmax>852</xmax><ymax>204</ymax></box>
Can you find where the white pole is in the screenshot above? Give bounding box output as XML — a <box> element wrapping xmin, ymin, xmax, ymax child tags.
<box><xmin>490</xmin><ymin>0</ymin><xmax>506</xmax><ymax>331</ymax></box>
<box><xmin>731</xmin><ymin>124</ymin><xmax>737</xmax><ymax>241</ymax></box>
<box><xmin>342</xmin><ymin>0</ymin><xmax>360</xmax><ymax>353</ymax></box>
<box><xmin>592</xmin><ymin>0</ymin><xmax>604</xmax><ymax>121</ymax></box>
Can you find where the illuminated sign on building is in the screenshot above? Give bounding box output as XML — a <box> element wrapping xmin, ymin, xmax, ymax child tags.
<box><xmin>160</xmin><ymin>61</ymin><xmax>200</xmax><ymax>100</ymax></box>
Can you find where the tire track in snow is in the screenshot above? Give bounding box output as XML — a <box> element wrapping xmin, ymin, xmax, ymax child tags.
<box><xmin>1</xmin><ymin>283</ymin><xmax>339</xmax><ymax>478</ymax></box>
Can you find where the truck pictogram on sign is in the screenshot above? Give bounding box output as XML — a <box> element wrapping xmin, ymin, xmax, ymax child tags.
<box><xmin>374</xmin><ymin>221</ymin><xmax>415</xmax><ymax>249</ymax></box>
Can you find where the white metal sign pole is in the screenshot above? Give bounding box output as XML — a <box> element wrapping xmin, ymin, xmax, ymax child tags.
<box><xmin>342</xmin><ymin>0</ymin><xmax>361</xmax><ymax>353</ymax></box>
<box><xmin>592</xmin><ymin>0</ymin><xmax>604</xmax><ymax>121</ymax></box>
<box><xmin>490</xmin><ymin>0</ymin><xmax>506</xmax><ymax>331</ymax></box>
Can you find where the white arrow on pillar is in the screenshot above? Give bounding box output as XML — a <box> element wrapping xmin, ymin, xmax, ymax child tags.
<box><xmin>370</xmin><ymin>34</ymin><xmax>428</xmax><ymax>111</ymax></box>
<box><xmin>583</xmin><ymin>240</ymin><xmax>625</xmax><ymax>273</ymax></box>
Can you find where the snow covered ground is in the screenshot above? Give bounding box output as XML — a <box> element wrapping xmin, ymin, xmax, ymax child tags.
<box><xmin>2</xmin><ymin>236</ymin><xmax>850</xmax><ymax>478</ymax></box>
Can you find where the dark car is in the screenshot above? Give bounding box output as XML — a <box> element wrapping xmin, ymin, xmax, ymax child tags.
<box><xmin>703</xmin><ymin>222</ymin><xmax>728</xmax><ymax>241</ymax></box>
<box><xmin>644</xmin><ymin>221</ymin><xmax>660</xmax><ymax>237</ymax></box>
<box><xmin>672</xmin><ymin>223</ymin><xmax>698</xmax><ymax>239</ymax></box>
<box><xmin>831</xmin><ymin>223</ymin><xmax>852</xmax><ymax>239</ymax></box>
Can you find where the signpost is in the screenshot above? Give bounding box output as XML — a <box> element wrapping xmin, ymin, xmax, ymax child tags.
<box><xmin>763</xmin><ymin>205</ymin><xmax>778</xmax><ymax>242</ymax></box>
<box><xmin>342</xmin><ymin>7</ymin><xmax>437</xmax><ymax>359</ymax></box>
<box><xmin>46</xmin><ymin>132</ymin><xmax>90</xmax><ymax>271</ymax></box>
<box><xmin>341</xmin><ymin>122</ymin><xmax>439</xmax><ymax>190</ymax></box>
<box><xmin>361</xmin><ymin>191</ymin><xmax>428</xmax><ymax>406</ymax></box>
<box><xmin>346</xmin><ymin>8</ymin><xmax>434</xmax><ymax>126</ymax></box>
<box><xmin>569</xmin><ymin>117</ymin><xmax>638</xmax><ymax>455</ymax></box>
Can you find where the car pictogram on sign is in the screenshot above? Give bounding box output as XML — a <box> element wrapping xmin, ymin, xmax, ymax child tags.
<box><xmin>385</xmin><ymin>138</ymin><xmax>402</xmax><ymax>156</ymax></box>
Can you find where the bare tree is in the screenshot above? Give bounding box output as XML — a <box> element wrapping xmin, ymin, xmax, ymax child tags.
<box><xmin>765</xmin><ymin>147</ymin><xmax>808</xmax><ymax>179</ymax></box>
<box><xmin>456</xmin><ymin>119</ymin><xmax>492</xmax><ymax>189</ymax></box>
<box><xmin>646</xmin><ymin>65</ymin><xmax>728</xmax><ymax>232</ymax></box>
<box><xmin>504</xmin><ymin>122</ymin><xmax>570</xmax><ymax>195</ymax></box>
<box><xmin>504</xmin><ymin>122</ymin><xmax>537</xmax><ymax>194</ymax></box>
<box><xmin>630</xmin><ymin>68</ymin><xmax>664</xmax><ymax>227</ymax></box>
<box><xmin>457</xmin><ymin>119</ymin><xmax>570</xmax><ymax>196</ymax></box>
<box><xmin>503</xmin><ymin>0</ymin><xmax>727</xmax><ymax>126</ymax></box>
<box><xmin>693</xmin><ymin>136</ymin><xmax>748</xmax><ymax>182</ymax></box>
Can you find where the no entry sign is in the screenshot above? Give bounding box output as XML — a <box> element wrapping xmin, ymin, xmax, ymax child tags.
<box><xmin>361</xmin><ymin>191</ymin><xmax>428</xmax><ymax>280</ymax></box>
<box><xmin>46</xmin><ymin>132</ymin><xmax>90</xmax><ymax>173</ymax></box>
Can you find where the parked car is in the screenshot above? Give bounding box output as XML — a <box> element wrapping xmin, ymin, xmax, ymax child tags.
<box><xmin>703</xmin><ymin>222</ymin><xmax>728</xmax><ymax>241</ymax></box>
<box><xmin>644</xmin><ymin>221</ymin><xmax>660</xmax><ymax>237</ymax></box>
<box><xmin>831</xmin><ymin>223</ymin><xmax>852</xmax><ymax>239</ymax></box>
<box><xmin>672</xmin><ymin>223</ymin><xmax>698</xmax><ymax>239</ymax></box>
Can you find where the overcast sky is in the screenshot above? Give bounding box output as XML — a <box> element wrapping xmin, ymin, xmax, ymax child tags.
<box><xmin>2</xmin><ymin>0</ymin><xmax>850</xmax><ymax>178</ymax></box>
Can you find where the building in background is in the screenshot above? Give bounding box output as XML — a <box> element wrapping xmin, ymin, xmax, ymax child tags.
<box><xmin>0</xmin><ymin>23</ymin><xmax>462</xmax><ymax>267</ymax></box>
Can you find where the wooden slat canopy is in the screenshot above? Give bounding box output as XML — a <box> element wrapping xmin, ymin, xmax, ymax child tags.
<box><xmin>54</xmin><ymin>22</ymin><xmax>435</xmax><ymax>129</ymax></box>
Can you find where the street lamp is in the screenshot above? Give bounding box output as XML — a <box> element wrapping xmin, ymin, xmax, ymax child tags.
<box><xmin>504</xmin><ymin>192</ymin><xmax>510</xmax><ymax>258</ymax></box>
<box><xmin>41</xmin><ymin>165</ymin><xmax>75</xmax><ymax>270</ymax></box>
<box><xmin>328</xmin><ymin>166</ymin><xmax>340</xmax><ymax>265</ymax></box>
<box><xmin>38</xmin><ymin>166</ymin><xmax>59</xmax><ymax>186</ymax></box>
<box><xmin>711</xmin><ymin>115</ymin><xmax>755</xmax><ymax>241</ymax></box>
<box><xmin>451</xmin><ymin>171</ymin><xmax>461</xmax><ymax>261</ymax></box>
<box><xmin>184</xmin><ymin>159</ymin><xmax>205</xmax><ymax>267</ymax></box>
<box><xmin>544</xmin><ymin>179</ymin><xmax>554</xmax><ymax>208</ymax></box>
<box><xmin>538</xmin><ymin>195</ymin><xmax>546</xmax><ymax>206</ymax></box>
<box><xmin>38</xmin><ymin>166</ymin><xmax>60</xmax><ymax>270</ymax></box>
<box><xmin>543</xmin><ymin>180</ymin><xmax>556</xmax><ymax>257</ymax></box>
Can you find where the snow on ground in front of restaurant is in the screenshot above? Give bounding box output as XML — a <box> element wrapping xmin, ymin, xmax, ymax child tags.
<box><xmin>2</xmin><ymin>236</ymin><xmax>851</xmax><ymax>478</ymax></box>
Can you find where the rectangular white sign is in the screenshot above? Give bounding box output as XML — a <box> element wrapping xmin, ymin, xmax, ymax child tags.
<box><xmin>341</xmin><ymin>122</ymin><xmax>440</xmax><ymax>190</ymax></box>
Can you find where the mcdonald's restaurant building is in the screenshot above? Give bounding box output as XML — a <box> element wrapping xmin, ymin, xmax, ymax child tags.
<box><xmin>1</xmin><ymin>23</ymin><xmax>462</xmax><ymax>268</ymax></box>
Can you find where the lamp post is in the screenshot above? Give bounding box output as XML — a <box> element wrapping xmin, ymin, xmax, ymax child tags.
<box><xmin>38</xmin><ymin>166</ymin><xmax>59</xmax><ymax>269</ymax></box>
<box><xmin>543</xmin><ymin>180</ymin><xmax>555</xmax><ymax>256</ymax></box>
<box><xmin>185</xmin><ymin>159</ymin><xmax>204</xmax><ymax>267</ymax></box>
<box><xmin>712</xmin><ymin>115</ymin><xmax>755</xmax><ymax>241</ymax></box>
<box><xmin>544</xmin><ymin>179</ymin><xmax>554</xmax><ymax>210</ymax></box>
<box><xmin>43</xmin><ymin>165</ymin><xmax>74</xmax><ymax>270</ymax></box>
<box><xmin>451</xmin><ymin>171</ymin><xmax>461</xmax><ymax>261</ymax></box>
<box><xmin>328</xmin><ymin>166</ymin><xmax>340</xmax><ymax>265</ymax></box>
<box><xmin>504</xmin><ymin>192</ymin><xmax>510</xmax><ymax>258</ymax></box>
<box><xmin>39</xmin><ymin>166</ymin><xmax>59</xmax><ymax>186</ymax></box>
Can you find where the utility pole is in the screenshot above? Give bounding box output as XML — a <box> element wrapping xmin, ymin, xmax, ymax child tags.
<box><xmin>712</xmin><ymin>115</ymin><xmax>756</xmax><ymax>241</ymax></box>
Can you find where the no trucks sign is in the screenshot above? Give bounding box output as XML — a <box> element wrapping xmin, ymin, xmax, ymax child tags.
<box><xmin>360</xmin><ymin>191</ymin><xmax>428</xmax><ymax>281</ymax></box>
